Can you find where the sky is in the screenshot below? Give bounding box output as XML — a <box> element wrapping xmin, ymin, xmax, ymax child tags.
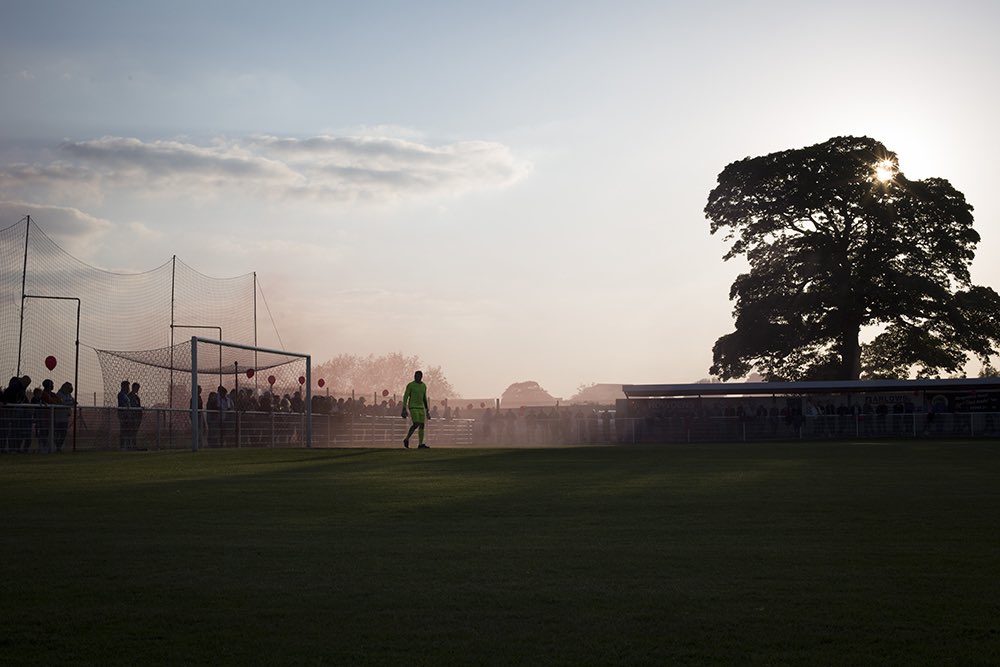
<box><xmin>2</xmin><ymin>0</ymin><xmax>1000</xmax><ymax>399</ymax></box>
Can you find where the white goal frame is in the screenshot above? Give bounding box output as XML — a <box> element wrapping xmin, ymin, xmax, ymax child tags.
<box><xmin>189</xmin><ymin>336</ymin><xmax>312</xmax><ymax>451</ymax></box>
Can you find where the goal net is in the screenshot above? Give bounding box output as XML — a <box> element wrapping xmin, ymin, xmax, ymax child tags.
<box><xmin>95</xmin><ymin>337</ymin><xmax>312</xmax><ymax>450</ymax></box>
<box><xmin>192</xmin><ymin>337</ymin><xmax>311</xmax><ymax>451</ymax></box>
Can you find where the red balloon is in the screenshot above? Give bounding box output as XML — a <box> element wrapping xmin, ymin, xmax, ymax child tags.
<box><xmin>318</xmin><ymin>378</ymin><xmax>325</xmax><ymax>388</ymax></box>
<box><xmin>267</xmin><ymin>375</ymin><xmax>276</xmax><ymax>385</ymax></box>
<box><xmin>246</xmin><ymin>369</ymin><xmax>255</xmax><ymax>379</ymax></box>
<box><xmin>382</xmin><ymin>389</ymin><xmax>389</xmax><ymax>397</ymax></box>
<box><xmin>44</xmin><ymin>355</ymin><xmax>57</xmax><ymax>371</ymax></box>
<box><xmin>298</xmin><ymin>376</ymin><xmax>305</xmax><ymax>385</ymax></box>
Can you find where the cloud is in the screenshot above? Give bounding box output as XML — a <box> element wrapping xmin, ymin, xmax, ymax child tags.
<box><xmin>0</xmin><ymin>200</ymin><xmax>113</xmax><ymax>255</ymax></box>
<box><xmin>339</xmin><ymin>124</ymin><xmax>427</xmax><ymax>140</ymax></box>
<box><xmin>0</xmin><ymin>162</ymin><xmax>103</xmax><ymax>205</ymax></box>
<box><xmin>126</xmin><ymin>221</ymin><xmax>163</xmax><ymax>240</ymax></box>
<box><xmin>217</xmin><ymin>237</ymin><xmax>340</xmax><ymax>262</ymax></box>
<box><xmin>1</xmin><ymin>133</ymin><xmax>532</xmax><ymax>206</ymax></box>
<box><xmin>59</xmin><ymin>136</ymin><xmax>300</xmax><ymax>192</ymax></box>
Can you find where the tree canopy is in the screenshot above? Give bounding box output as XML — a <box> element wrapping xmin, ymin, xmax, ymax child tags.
<box><xmin>568</xmin><ymin>383</ymin><xmax>625</xmax><ymax>404</ymax></box>
<box><xmin>705</xmin><ymin>135</ymin><xmax>1000</xmax><ymax>381</ymax></box>
<box><xmin>501</xmin><ymin>381</ymin><xmax>557</xmax><ymax>407</ymax></box>
<box><xmin>312</xmin><ymin>352</ymin><xmax>457</xmax><ymax>399</ymax></box>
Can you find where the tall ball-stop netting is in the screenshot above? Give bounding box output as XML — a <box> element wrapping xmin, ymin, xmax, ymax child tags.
<box><xmin>0</xmin><ymin>217</ymin><xmax>287</xmax><ymax>406</ymax></box>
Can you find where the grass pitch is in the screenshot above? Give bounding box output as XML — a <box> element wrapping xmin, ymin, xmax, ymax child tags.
<box><xmin>2</xmin><ymin>442</ymin><xmax>1000</xmax><ymax>665</ymax></box>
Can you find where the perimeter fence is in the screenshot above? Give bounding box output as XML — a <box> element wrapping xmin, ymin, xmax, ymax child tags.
<box><xmin>615</xmin><ymin>411</ymin><xmax>1000</xmax><ymax>443</ymax></box>
<box><xmin>0</xmin><ymin>405</ymin><xmax>475</xmax><ymax>452</ymax></box>
<box><xmin>3</xmin><ymin>405</ymin><xmax>999</xmax><ymax>453</ymax></box>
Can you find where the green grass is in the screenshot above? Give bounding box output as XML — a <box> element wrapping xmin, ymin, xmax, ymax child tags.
<box><xmin>2</xmin><ymin>442</ymin><xmax>1000</xmax><ymax>665</ymax></box>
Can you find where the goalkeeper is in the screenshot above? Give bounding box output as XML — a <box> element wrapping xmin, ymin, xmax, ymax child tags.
<box><xmin>401</xmin><ymin>370</ymin><xmax>430</xmax><ymax>449</ymax></box>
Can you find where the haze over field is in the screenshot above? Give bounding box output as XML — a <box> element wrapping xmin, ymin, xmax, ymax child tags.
<box><xmin>3</xmin><ymin>1</ymin><xmax>999</xmax><ymax>397</ymax></box>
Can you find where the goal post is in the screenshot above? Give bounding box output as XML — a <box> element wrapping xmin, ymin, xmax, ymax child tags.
<box><xmin>190</xmin><ymin>336</ymin><xmax>311</xmax><ymax>451</ymax></box>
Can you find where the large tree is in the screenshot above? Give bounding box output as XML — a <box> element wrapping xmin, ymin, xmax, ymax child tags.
<box><xmin>705</xmin><ymin>135</ymin><xmax>1000</xmax><ymax>381</ymax></box>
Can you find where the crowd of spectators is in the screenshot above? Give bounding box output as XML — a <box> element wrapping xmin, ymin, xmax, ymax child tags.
<box><xmin>309</xmin><ymin>396</ymin><xmax>463</xmax><ymax>420</ymax></box>
<box><xmin>186</xmin><ymin>387</ymin><xmax>473</xmax><ymax>447</ymax></box>
<box><xmin>624</xmin><ymin>394</ymin><xmax>999</xmax><ymax>441</ymax></box>
<box><xmin>471</xmin><ymin>406</ymin><xmax>616</xmax><ymax>445</ymax></box>
<box><xmin>192</xmin><ymin>389</ymin><xmax>472</xmax><ymax>421</ymax></box>
<box><xmin>3</xmin><ymin>375</ymin><xmax>621</xmax><ymax>450</ymax></box>
<box><xmin>1</xmin><ymin>374</ymin><xmax>76</xmax><ymax>453</ymax></box>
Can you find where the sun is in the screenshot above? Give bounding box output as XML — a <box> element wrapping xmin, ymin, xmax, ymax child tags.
<box><xmin>873</xmin><ymin>159</ymin><xmax>897</xmax><ymax>183</ymax></box>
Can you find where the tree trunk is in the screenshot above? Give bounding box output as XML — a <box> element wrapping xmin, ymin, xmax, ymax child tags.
<box><xmin>840</xmin><ymin>324</ymin><xmax>862</xmax><ymax>380</ymax></box>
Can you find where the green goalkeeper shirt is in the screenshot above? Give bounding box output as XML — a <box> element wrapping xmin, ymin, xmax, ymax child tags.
<box><xmin>403</xmin><ymin>381</ymin><xmax>428</xmax><ymax>408</ymax></box>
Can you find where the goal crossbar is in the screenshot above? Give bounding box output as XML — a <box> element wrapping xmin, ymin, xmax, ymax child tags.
<box><xmin>190</xmin><ymin>336</ymin><xmax>312</xmax><ymax>451</ymax></box>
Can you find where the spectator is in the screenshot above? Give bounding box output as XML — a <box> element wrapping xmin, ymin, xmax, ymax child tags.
<box><xmin>36</xmin><ymin>379</ymin><xmax>59</xmax><ymax>452</ymax></box>
<box><xmin>54</xmin><ymin>382</ymin><xmax>74</xmax><ymax>453</ymax></box>
<box><xmin>117</xmin><ymin>380</ymin><xmax>131</xmax><ymax>450</ymax></box>
<box><xmin>1</xmin><ymin>376</ymin><xmax>19</xmax><ymax>453</ymax></box>
<box><xmin>128</xmin><ymin>383</ymin><xmax>143</xmax><ymax>449</ymax></box>
<box><xmin>29</xmin><ymin>386</ymin><xmax>42</xmax><ymax>447</ymax></box>
<box><xmin>193</xmin><ymin>385</ymin><xmax>207</xmax><ymax>445</ymax></box>
<box><xmin>206</xmin><ymin>390</ymin><xmax>219</xmax><ymax>446</ymax></box>
<box><xmin>13</xmin><ymin>376</ymin><xmax>32</xmax><ymax>452</ymax></box>
<box><xmin>481</xmin><ymin>408</ymin><xmax>493</xmax><ymax>439</ymax></box>
<box><xmin>215</xmin><ymin>386</ymin><xmax>232</xmax><ymax>446</ymax></box>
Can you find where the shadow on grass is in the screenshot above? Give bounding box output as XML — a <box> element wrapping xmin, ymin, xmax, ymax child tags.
<box><xmin>3</xmin><ymin>442</ymin><xmax>1000</xmax><ymax>665</ymax></box>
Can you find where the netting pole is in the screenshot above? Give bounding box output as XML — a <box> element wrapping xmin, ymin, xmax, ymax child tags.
<box><xmin>15</xmin><ymin>216</ymin><xmax>30</xmax><ymax>376</ymax></box>
<box><xmin>169</xmin><ymin>255</ymin><xmax>176</xmax><ymax>440</ymax></box>
<box><xmin>253</xmin><ymin>272</ymin><xmax>258</xmax><ymax>394</ymax></box>
<box><xmin>72</xmin><ymin>297</ymin><xmax>80</xmax><ymax>453</ymax></box>
<box><xmin>191</xmin><ymin>337</ymin><xmax>199</xmax><ymax>451</ymax></box>
<box><xmin>306</xmin><ymin>355</ymin><xmax>312</xmax><ymax>447</ymax></box>
<box><xmin>234</xmin><ymin>361</ymin><xmax>240</xmax><ymax>448</ymax></box>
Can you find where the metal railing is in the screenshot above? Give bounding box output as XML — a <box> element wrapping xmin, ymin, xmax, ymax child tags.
<box><xmin>614</xmin><ymin>412</ymin><xmax>1000</xmax><ymax>443</ymax></box>
<box><xmin>5</xmin><ymin>406</ymin><xmax>998</xmax><ymax>452</ymax></box>
<box><xmin>0</xmin><ymin>405</ymin><xmax>475</xmax><ymax>452</ymax></box>
<box><xmin>471</xmin><ymin>414</ymin><xmax>618</xmax><ymax>446</ymax></box>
